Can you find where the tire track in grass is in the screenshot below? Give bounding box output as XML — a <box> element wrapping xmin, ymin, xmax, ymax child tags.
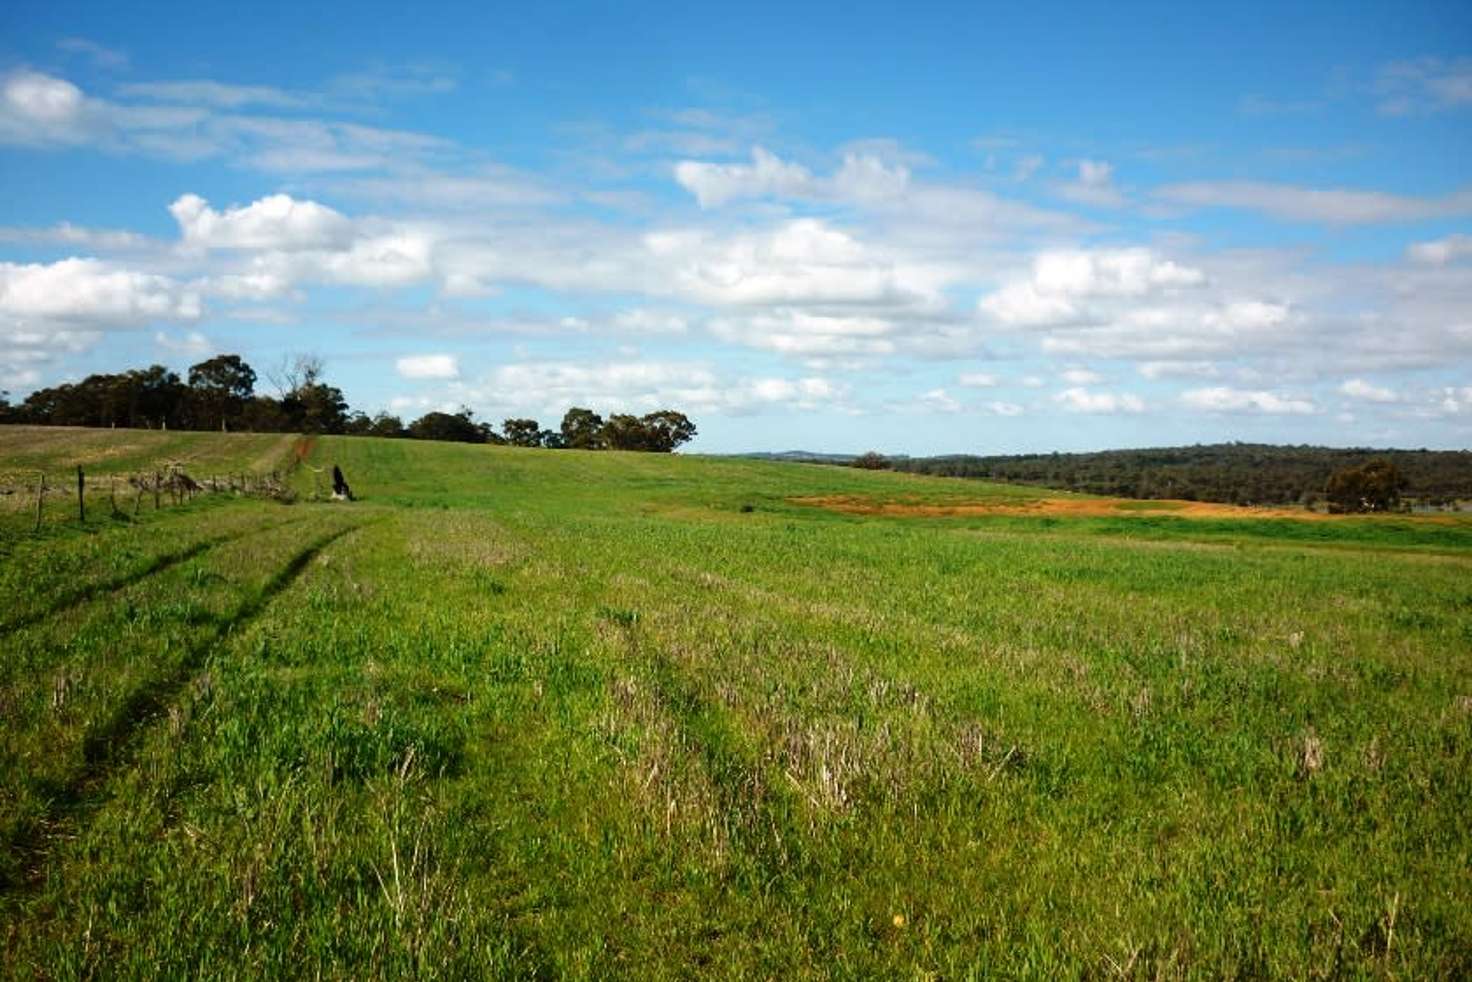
<box><xmin>2</xmin><ymin>520</ymin><xmax>368</xmax><ymax>895</ymax></box>
<box><xmin>1</xmin><ymin>511</ymin><xmax>312</xmax><ymax>636</ymax></box>
<box><xmin>614</xmin><ymin>616</ymin><xmax>805</xmax><ymax>885</ymax></box>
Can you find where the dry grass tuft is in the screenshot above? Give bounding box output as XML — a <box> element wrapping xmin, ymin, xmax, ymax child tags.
<box><xmin>1298</xmin><ymin>730</ymin><xmax>1324</xmax><ymax>776</ymax></box>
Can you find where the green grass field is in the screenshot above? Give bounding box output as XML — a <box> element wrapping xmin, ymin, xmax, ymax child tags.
<box><xmin>2</xmin><ymin>427</ymin><xmax>1470</xmax><ymax>978</ymax></box>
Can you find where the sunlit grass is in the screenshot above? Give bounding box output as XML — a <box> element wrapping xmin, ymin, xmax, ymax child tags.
<box><xmin>2</xmin><ymin>430</ymin><xmax>1469</xmax><ymax>977</ymax></box>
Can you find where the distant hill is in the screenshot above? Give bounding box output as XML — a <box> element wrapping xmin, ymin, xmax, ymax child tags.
<box><xmin>753</xmin><ymin>443</ymin><xmax>1472</xmax><ymax>507</ymax></box>
<box><xmin>738</xmin><ymin>450</ymin><xmax>909</xmax><ymax>464</ymax></box>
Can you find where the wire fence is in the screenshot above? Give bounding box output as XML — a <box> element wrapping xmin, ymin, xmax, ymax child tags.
<box><xmin>0</xmin><ymin>463</ymin><xmax>297</xmax><ymax>533</ymax></box>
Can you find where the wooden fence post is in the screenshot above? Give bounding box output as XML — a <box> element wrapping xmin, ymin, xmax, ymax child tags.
<box><xmin>77</xmin><ymin>466</ymin><xmax>85</xmax><ymax>524</ymax></box>
<box><xmin>35</xmin><ymin>472</ymin><xmax>45</xmax><ymax>532</ymax></box>
<box><xmin>154</xmin><ymin>472</ymin><xmax>161</xmax><ymax>510</ymax></box>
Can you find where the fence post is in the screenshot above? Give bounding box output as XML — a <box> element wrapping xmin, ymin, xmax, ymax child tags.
<box><xmin>154</xmin><ymin>472</ymin><xmax>161</xmax><ymax>510</ymax></box>
<box><xmin>77</xmin><ymin>466</ymin><xmax>85</xmax><ymax>524</ymax></box>
<box><xmin>35</xmin><ymin>472</ymin><xmax>45</xmax><ymax>532</ymax></box>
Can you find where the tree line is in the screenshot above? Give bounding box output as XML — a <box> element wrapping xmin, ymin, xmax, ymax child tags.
<box><xmin>852</xmin><ymin>443</ymin><xmax>1472</xmax><ymax>509</ymax></box>
<box><xmin>0</xmin><ymin>354</ymin><xmax>697</xmax><ymax>453</ymax></box>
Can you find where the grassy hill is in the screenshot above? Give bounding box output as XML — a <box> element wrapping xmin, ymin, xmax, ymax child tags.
<box><xmin>2</xmin><ymin>428</ymin><xmax>1470</xmax><ymax>977</ymax></box>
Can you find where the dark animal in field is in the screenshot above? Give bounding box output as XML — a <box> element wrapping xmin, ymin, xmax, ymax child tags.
<box><xmin>332</xmin><ymin>465</ymin><xmax>354</xmax><ymax>501</ymax></box>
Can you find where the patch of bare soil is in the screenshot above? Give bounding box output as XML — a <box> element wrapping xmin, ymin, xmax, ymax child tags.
<box><xmin>791</xmin><ymin>494</ymin><xmax>1340</xmax><ymax>521</ymax></box>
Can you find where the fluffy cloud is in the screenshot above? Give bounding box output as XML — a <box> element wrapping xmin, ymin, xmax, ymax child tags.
<box><xmin>1180</xmin><ymin>387</ymin><xmax>1315</xmax><ymax>414</ymax></box>
<box><xmin>652</xmin><ymin>218</ymin><xmax>947</xmax><ymax>309</ymax></box>
<box><xmin>171</xmin><ymin>193</ymin><xmax>354</xmax><ymax>250</ymax></box>
<box><xmin>1339</xmin><ymin>378</ymin><xmax>1397</xmax><ymax>403</ymax></box>
<box><xmin>1059</xmin><ymin>367</ymin><xmax>1104</xmax><ymax>385</ymax></box>
<box><xmin>449</xmin><ymin>360</ymin><xmax>845</xmax><ymax>416</ymax></box>
<box><xmin>396</xmin><ymin>354</ymin><xmax>460</xmax><ymax>380</ymax></box>
<box><xmin>831</xmin><ymin>152</ymin><xmax>911</xmax><ymax>202</ymax></box>
<box><xmin>675</xmin><ymin>147</ymin><xmax>813</xmax><ymax>208</ymax></box>
<box><xmin>710</xmin><ymin>308</ymin><xmax>896</xmax><ymax>356</ymax></box>
<box><xmin>317</xmin><ymin>231</ymin><xmax>435</xmax><ymax>286</ymax></box>
<box><xmin>0</xmin><ymin>70</ymin><xmax>98</xmax><ymax>146</ymax></box>
<box><xmin>0</xmin><ymin>257</ymin><xmax>199</xmax><ymax>324</ymax></box>
<box><xmin>675</xmin><ymin>146</ymin><xmax>916</xmax><ymax>209</ymax></box>
<box><xmin>1</xmin><ymin>257</ymin><xmax>201</xmax><ymax>384</ymax></box>
<box><xmin>916</xmin><ymin>388</ymin><xmax>962</xmax><ymax>413</ymax></box>
<box><xmin>980</xmin><ymin>283</ymin><xmax>1084</xmax><ymax>328</ymax></box>
<box><xmin>1054</xmin><ymin>387</ymin><xmax>1144</xmax><ymax>413</ymax></box>
<box><xmin>980</xmin><ymin>247</ymin><xmax>1205</xmax><ymax>329</ymax></box>
<box><xmin>1437</xmin><ymin>386</ymin><xmax>1472</xmax><ymax>415</ymax></box>
<box><xmin>1033</xmin><ymin>248</ymin><xmax>1201</xmax><ymax>300</ymax></box>
<box><xmin>673</xmin><ymin>145</ymin><xmax>1076</xmax><ymax>239</ymax></box>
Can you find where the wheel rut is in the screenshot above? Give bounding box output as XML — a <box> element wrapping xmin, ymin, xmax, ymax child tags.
<box><xmin>1</xmin><ymin>521</ymin><xmax>366</xmax><ymax>896</ymax></box>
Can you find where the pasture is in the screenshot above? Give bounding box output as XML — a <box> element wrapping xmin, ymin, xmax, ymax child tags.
<box><xmin>1</xmin><ymin>426</ymin><xmax>1469</xmax><ymax>978</ymax></box>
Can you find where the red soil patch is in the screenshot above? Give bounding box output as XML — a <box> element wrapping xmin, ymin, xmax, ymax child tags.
<box><xmin>792</xmin><ymin>494</ymin><xmax>1337</xmax><ymax>521</ymax></box>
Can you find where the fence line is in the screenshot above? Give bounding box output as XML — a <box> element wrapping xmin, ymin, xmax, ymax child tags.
<box><xmin>2</xmin><ymin>462</ymin><xmax>297</xmax><ymax>532</ymax></box>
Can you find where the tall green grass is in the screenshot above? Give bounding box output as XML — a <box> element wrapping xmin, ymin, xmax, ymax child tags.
<box><xmin>1</xmin><ymin>431</ymin><xmax>1469</xmax><ymax>977</ymax></box>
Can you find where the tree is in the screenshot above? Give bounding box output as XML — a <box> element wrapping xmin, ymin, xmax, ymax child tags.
<box><xmin>187</xmin><ymin>354</ymin><xmax>256</xmax><ymax>431</ymax></box>
<box><xmin>284</xmin><ymin>381</ymin><xmax>350</xmax><ymax>434</ymax></box>
<box><xmin>637</xmin><ymin>410</ymin><xmax>697</xmax><ymax>452</ymax></box>
<box><xmin>600</xmin><ymin>411</ymin><xmax>697</xmax><ymax>452</ymax></box>
<box><xmin>407</xmin><ymin>409</ymin><xmax>487</xmax><ymax>443</ymax></box>
<box><xmin>502</xmin><ymin>418</ymin><xmax>544</xmax><ymax>447</ymax></box>
<box><xmin>600</xmin><ymin>413</ymin><xmax>649</xmax><ymax>451</ymax></box>
<box><xmin>852</xmin><ymin>451</ymin><xmax>890</xmax><ymax>470</ymax></box>
<box><xmin>560</xmin><ymin>407</ymin><xmax>605</xmax><ymax>449</ymax></box>
<box><xmin>1325</xmin><ymin>458</ymin><xmax>1405</xmax><ymax>513</ymax></box>
<box><xmin>368</xmin><ymin>412</ymin><xmax>406</xmax><ymax>438</ymax></box>
<box><xmin>239</xmin><ymin>395</ymin><xmax>291</xmax><ymax>432</ymax></box>
<box><xmin>265</xmin><ymin>352</ymin><xmax>325</xmax><ymax>398</ymax></box>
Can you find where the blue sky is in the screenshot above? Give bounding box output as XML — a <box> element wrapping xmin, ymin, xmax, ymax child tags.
<box><xmin>1</xmin><ymin>1</ymin><xmax>1470</xmax><ymax>453</ymax></box>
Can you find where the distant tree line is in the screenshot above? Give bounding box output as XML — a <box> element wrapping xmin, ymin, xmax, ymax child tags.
<box><xmin>0</xmin><ymin>354</ymin><xmax>696</xmax><ymax>453</ymax></box>
<box><xmin>876</xmin><ymin>443</ymin><xmax>1472</xmax><ymax>508</ymax></box>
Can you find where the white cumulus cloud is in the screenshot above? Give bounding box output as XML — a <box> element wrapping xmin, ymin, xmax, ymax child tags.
<box><xmin>1339</xmin><ymin>378</ymin><xmax>1397</xmax><ymax>403</ymax></box>
<box><xmin>171</xmin><ymin>193</ymin><xmax>354</xmax><ymax>250</ymax></box>
<box><xmin>1054</xmin><ymin>387</ymin><xmax>1144</xmax><ymax>413</ymax></box>
<box><xmin>396</xmin><ymin>354</ymin><xmax>460</xmax><ymax>380</ymax></box>
<box><xmin>980</xmin><ymin>248</ymin><xmax>1205</xmax><ymax>329</ymax></box>
<box><xmin>674</xmin><ymin>146</ymin><xmax>813</xmax><ymax>208</ymax></box>
<box><xmin>1180</xmin><ymin>386</ymin><xmax>1315</xmax><ymax>414</ymax></box>
<box><xmin>0</xmin><ymin>257</ymin><xmax>199</xmax><ymax>324</ymax></box>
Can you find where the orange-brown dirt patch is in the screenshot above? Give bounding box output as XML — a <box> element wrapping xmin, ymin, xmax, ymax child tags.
<box><xmin>792</xmin><ymin>494</ymin><xmax>1337</xmax><ymax>521</ymax></box>
<box><xmin>291</xmin><ymin>435</ymin><xmax>317</xmax><ymax>466</ymax></box>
